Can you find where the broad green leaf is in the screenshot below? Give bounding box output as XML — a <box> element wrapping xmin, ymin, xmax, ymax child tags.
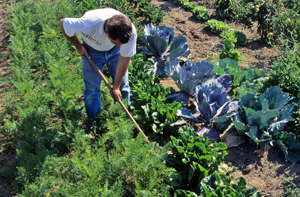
<box><xmin>169</xmin><ymin>36</ymin><xmax>191</xmax><ymax>58</ymax></box>
<box><xmin>274</xmin><ymin>132</ymin><xmax>300</xmax><ymax>164</ymax></box>
<box><xmin>245</xmin><ymin>126</ymin><xmax>259</xmax><ymax>142</ymax></box>
<box><xmin>145</xmin><ymin>35</ymin><xmax>168</xmax><ymax>57</ymax></box>
<box><xmin>244</xmin><ymin>107</ymin><xmax>279</xmax><ymax>130</ymax></box>
<box><xmin>213</xmin><ymin>58</ymin><xmax>239</xmax><ymax>76</ymax></box>
<box><xmin>263</xmin><ymin>86</ymin><xmax>289</xmax><ymax>110</ymax></box>
<box><xmin>151</xmin><ymin>112</ymin><xmax>160</xmax><ymax>123</ymax></box>
<box><xmin>188</xmin><ymin>164</ymin><xmax>195</xmax><ymax>182</ymax></box>
<box><xmin>233</xmin><ymin>121</ymin><xmax>249</xmax><ymax>135</ymax></box>
<box><xmin>235</xmin><ymin>177</ymin><xmax>246</xmax><ymax>190</ymax></box>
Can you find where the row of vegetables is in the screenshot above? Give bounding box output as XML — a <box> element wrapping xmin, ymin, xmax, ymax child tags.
<box><xmin>171</xmin><ymin>0</ymin><xmax>299</xmax><ymax>44</ymax></box>
<box><xmin>137</xmin><ymin>23</ymin><xmax>300</xmax><ymax>164</ymax></box>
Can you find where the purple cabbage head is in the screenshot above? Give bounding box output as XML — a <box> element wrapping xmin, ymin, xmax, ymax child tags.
<box><xmin>177</xmin><ymin>75</ymin><xmax>238</xmax><ymax>141</ymax></box>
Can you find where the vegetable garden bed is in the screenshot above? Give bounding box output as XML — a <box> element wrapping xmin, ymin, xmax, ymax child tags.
<box><xmin>152</xmin><ymin>0</ymin><xmax>300</xmax><ymax>196</ymax></box>
<box><xmin>0</xmin><ymin>0</ymin><xmax>300</xmax><ymax>196</ymax></box>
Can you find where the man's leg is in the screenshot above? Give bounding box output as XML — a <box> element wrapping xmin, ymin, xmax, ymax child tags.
<box><xmin>81</xmin><ymin>44</ymin><xmax>106</xmax><ymax>128</ymax></box>
<box><xmin>106</xmin><ymin>46</ymin><xmax>130</xmax><ymax>103</ymax></box>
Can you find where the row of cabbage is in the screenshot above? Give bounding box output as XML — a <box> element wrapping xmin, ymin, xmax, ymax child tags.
<box><xmin>0</xmin><ymin>0</ymin><xmax>263</xmax><ymax>196</ymax></box>
<box><xmin>138</xmin><ymin>23</ymin><xmax>300</xmax><ymax>165</ymax></box>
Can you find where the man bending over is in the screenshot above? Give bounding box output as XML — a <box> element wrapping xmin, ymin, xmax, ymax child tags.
<box><xmin>59</xmin><ymin>8</ymin><xmax>137</xmax><ymax>130</ymax></box>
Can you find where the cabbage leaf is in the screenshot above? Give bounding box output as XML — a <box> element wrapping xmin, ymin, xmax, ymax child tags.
<box><xmin>139</xmin><ymin>24</ymin><xmax>191</xmax><ymax>76</ymax></box>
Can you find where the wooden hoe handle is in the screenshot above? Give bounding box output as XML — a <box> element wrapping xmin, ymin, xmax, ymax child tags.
<box><xmin>86</xmin><ymin>56</ymin><xmax>150</xmax><ymax>144</ymax></box>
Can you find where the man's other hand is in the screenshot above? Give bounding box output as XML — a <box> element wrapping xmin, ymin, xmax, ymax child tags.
<box><xmin>78</xmin><ymin>44</ymin><xmax>91</xmax><ymax>59</ymax></box>
<box><xmin>111</xmin><ymin>87</ymin><xmax>122</xmax><ymax>102</ymax></box>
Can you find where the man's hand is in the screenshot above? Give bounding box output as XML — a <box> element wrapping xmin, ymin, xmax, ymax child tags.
<box><xmin>111</xmin><ymin>87</ymin><xmax>122</xmax><ymax>102</ymax></box>
<box><xmin>77</xmin><ymin>44</ymin><xmax>91</xmax><ymax>59</ymax></box>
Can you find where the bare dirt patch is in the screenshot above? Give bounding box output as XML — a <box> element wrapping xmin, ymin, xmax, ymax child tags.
<box><xmin>0</xmin><ymin>1</ymin><xmax>12</xmax><ymax>111</ymax></box>
<box><xmin>152</xmin><ymin>0</ymin><xmax>300</xmax><ymax>196</ymax></box>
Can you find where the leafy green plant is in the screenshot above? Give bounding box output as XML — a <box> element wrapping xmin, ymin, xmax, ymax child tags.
<box><xmin>204</xmin><ymin>19</ymin><xmax>229</xmax><ymax>35</ymax></box>
<box><xmin>139</xmin><ymin>4</ymin><xmax>165</xmax><ymax>25</ymax></box>
<box><xmin>213</xmin><ymin>57</ymin><xmax>240</xmax><ymax>76</ymax></box>
<box><xmin>182</xmin><ymin>1</ymin><xmax>196</xmax><ymax>12</ymax></box>
<box><xmin>128</xmin><ymin>54</ymin><xmax>182</xmax><ymax>134</ymax></box>
<box><xmin>213</xmin><ymin>58</ymin><xmax>268</xmax><ymax>99</ymax></box>
<box><xmin>177</xmin><ymin>75</ymin><xmax>238</xmax><ymax>141</ymax></box>
<box><xmin>174</xmin><ymin>0</ymin><xmax>188</xmax><ymax>6</ymax></box>
<box><xmin>20</xmin><ymin>114</ymin><xmax>174</xmax><ymax>196</ymax></box>
<box><xmin>108</xmin><ymin>0</ymin><xmax>165</xmax><ymax>26</ymax></box>
<box><xmin>215</xmin><ymin>0</ymin><xmax>231</xmax><ymax>20</ymax></box>
<box><xmin>128</xmin><ymin>0</ymin><xmax>151</xmax><ymax>8</ymax></box>
<box><xmin>74</xmin><ymin>0</ymin><xmax>105</xmax><ymax>12</ymax></box>
<box><xmin>200</xmin><ymin>172</ymin><xmax>262</xmax><ymax>196</ymax></box>
<box><xmin>220</xmin><ymin>30</ymin><xmax>242</xmax><ymax>62</ymax></box>
<box><xmin>231</xmin><ymin>68</ymin><xmax>268</xmax><ymax>99</ymax></box>
<box><xmin>139</xmin><ymin>23</ymin><xmax>190</xmax><ymax>76</ymax></box>
<box><xmin>166</xmin><ymin>126</ymin><xmax>228</xmax><ymax>194</ymax></box>
<box><xmin>232</xmin><ymin>86</ymin><xmax>300</xmax><ymax>164</ymax></box>
<box><xmin>142</xmin><ymin>96</ymin><xmax>182</xmax><ymax>133</ymax></box>
<box><xmin>281</xmin><ymin>177</ymin><xmax>300</xmax><ymax>197</ymax></box>
<box><xmin>230</xmin><ymin>29</ymin><xmax>247</xmax><ymax>46</ymax></box>
<box><xmin>192</xmin><ymin>6</ymin><xmax>209</xmax><ymax>21</ymax></box>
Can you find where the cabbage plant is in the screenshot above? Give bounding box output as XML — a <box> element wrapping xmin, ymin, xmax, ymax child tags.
<box><xmin>139</xmin><ymin>23</ymin><xmax>191</xmax><ymax>76</ymax></box>
<box><xmin>233</xmin><ymin>86</ymin><xmax>300</xmax><ymax>164</ymax></box>
<box><xmin>165</xmin><ymin>58</ymin><xmax>214</xmax><ymax>104</ymax></box>
<box><xmin>177</xmin><ymin>76</ymin><xmax>239</xmax><ymax>141</ymax></box>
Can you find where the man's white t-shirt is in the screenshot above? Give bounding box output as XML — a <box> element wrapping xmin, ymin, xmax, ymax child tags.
<box><xmin>63</xmin><ymin>8</ymin><xmax>137</xmax><ymax>57</ymax></box>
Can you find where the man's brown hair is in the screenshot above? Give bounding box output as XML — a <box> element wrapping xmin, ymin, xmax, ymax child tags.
<box><xmin>105</xmin><ymin>14</ymin><xmax>133</xmax><ymax>44</ymax></box>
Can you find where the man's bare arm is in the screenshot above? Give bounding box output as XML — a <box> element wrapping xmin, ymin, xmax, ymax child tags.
<box><xmin>59</xmin><ymin>18</ymin><xmax>90</xmax><ymax>59</ymax></box>
<box><xmin>111</xmin><ymin>55</ymin><xmax>131</xmax><ymax>101</ymax></box>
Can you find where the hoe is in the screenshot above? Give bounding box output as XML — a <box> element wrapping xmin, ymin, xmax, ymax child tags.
<box><xmin>87</xmin><ymin>56</ymin><xmax>150</xmax><ymax>144</ymax></box>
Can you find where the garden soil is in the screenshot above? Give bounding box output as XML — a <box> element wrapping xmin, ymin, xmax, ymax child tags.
<box><xmin>0</xmin><ymin>1</ymin><xmax>299</xmax><ymax>196</ymax></box>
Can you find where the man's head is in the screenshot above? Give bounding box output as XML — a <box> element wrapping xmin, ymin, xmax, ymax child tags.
<box><xmin>105</xmin><ymin>14</ymin><xmax>133</xmax><ymax>46</ymax></box>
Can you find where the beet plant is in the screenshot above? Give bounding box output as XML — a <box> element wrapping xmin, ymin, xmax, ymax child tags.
<box><xmin>129</xmin><ymin>54</ymin><xmax>182</xmax><ymax>134</ymax></box>
<box><xmin>174</xmin><ymin>0</ymin><xmax>189</xmax><ymax>6</ymax></box>
<box><xmin>167</xmin><ymin>127</ymin><xmax>261</xmax><ymax>196</ymax></box>
<box><xmin>199</xmin><ymin>172</ymin><xmax>262</xmax><ymax>196</ymax></box>
<box><xmin>167</xmin><ymin>126</ymin><xmax>228</xmax><ymax>194</ymax></box>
